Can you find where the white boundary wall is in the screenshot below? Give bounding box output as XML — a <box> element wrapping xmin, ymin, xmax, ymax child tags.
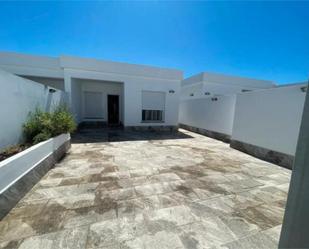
<box><xmin>179</xmin><ymin>95</ymin><xmax>236</xmax><ymax>136</ymax></box>
<box><xmin>0</xmin><ymin>69</ymin><xmax>67</xmax><ymax>149</ymax></box>
<box><xmin>231</xmin><ymin>84</ymin><xmax>307</xmax><ymax>155</ymax></box>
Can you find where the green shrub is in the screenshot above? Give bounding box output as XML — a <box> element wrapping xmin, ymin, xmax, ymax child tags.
<box><xmin>23</xmin><ymin>109</ymin><xmax>53</xmax><ymax>144</ymax></box>
<box><xmin>23</xmin><ymin>105</ymin><xmax>76</xmax><ymax>145</ymax></box>
<box><xmin>51</xmin><ymin>105</ymin><xmax>76</xmax><ymax>136</ymax></box>
<box><xmin>33</xmin><ymin>131</ymin><xmax>53</xmax><ymax>144</ymax></box>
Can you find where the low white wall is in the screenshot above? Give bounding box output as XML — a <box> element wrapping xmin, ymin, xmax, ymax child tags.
<box><xmin>231</xmin><ymin>84</ymin><xmax>307</xmax><ymax>155</ymax></box>
<box><xmin>0</xmin><ymin>69</ymin><xmax>67</xmax><ymax>149</ymax></box>
<box><xmin>179</xmin><ymin>95</ymin><xmax>236</xmax><ymax>136</ymax></box>
<box><xmin>0</xmin><ymin>133</ymin><xmax>70</xmax><ymax>193</ymax></box>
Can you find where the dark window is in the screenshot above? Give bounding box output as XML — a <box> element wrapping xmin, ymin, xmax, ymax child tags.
<box><xmin>142</xmin><ymin>110</ymin><xmax>163</xmax><ymax>122</ymax></box>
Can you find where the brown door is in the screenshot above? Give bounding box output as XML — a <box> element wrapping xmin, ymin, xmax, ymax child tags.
<box><xmin>108</xmin><ymin>95</ymin><xmax>119</xmax><ymax>125</ymax></box>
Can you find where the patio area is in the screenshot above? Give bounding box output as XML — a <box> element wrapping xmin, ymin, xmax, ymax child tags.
<box><xmin>0</xmin><ymin>128</ymin><xmax>291</xmax><ymax>249</ymax></box>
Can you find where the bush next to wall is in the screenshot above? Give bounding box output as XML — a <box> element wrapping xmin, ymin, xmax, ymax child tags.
<box><xmin>23</xmin><ymin>105</ymin><xmax>76</xmax><ymax>144</ymax></box>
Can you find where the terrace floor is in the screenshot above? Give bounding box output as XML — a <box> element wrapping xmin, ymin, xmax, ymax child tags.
<box><xmin>0</xmin><ymin>129</ymin><xmax>291</xmax><ymax>249</ymax></box>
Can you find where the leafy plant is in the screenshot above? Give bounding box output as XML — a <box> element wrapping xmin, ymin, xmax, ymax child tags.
<box><xmin>51</xmin><ymin>105</ymin><xmax>76</xmax><ymax>136</ymax></box>
<box><xmin>23</xmin><ymin>105</ymin><xmax>76</xmax><ymax>145</ymax></box>
<box><xmin>33</xmin><ymin>131</ymin><xmax>53</xmax><ymax>144</ymax></box>
<box><xmin>23</xmin><ymin>109</ymin><xmax>53</xmax><ymax>143</ymax></box>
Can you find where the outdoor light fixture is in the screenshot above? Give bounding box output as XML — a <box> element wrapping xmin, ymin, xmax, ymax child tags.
<box><xmin>169</xmin><ymin>90</ymin><xmax>175</xmax><ymax>93</ymax></box>
<box><xmin>49</xmin><ymin>88</ymin><xmax>57</xmax><ymax>93</ymax></box>
<box><xmin>300</xmin><ymin>86</ymin><xmax>307</xmax><ymax>93</ymax></box>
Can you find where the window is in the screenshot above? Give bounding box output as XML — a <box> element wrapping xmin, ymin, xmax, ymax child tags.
<box><xmin>142</xmin><ymin>110</ymin><xmax>163</xmax><ymax>122</ymax></box>
<box><xmin>142</xmin><ymin>91</ymin><xmax>165</xmax><ymax>122</ymax></box>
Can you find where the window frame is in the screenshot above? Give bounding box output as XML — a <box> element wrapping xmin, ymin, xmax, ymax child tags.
<box><xmin>141</xmin><ymin>109</ymin><xmax>164</xmax><ymax>123</ymax></box>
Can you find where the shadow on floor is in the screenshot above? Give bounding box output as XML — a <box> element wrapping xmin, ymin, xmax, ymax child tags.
<box><xmin>71</xmin><ymin>128</ymin><xmax>193</xmax><ymax>144</ymax></box>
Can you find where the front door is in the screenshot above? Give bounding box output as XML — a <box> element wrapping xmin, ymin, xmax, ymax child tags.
<box><xmin>108</xmin><ymin>95</ymin><xmax>119</xmax><ymax>125</ymax></box>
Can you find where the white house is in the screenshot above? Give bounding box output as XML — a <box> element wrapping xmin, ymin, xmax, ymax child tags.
<box><xmin>0</xmin><ymin>52</ymin><xmax>183</xmax><ymax>131</ymax></box>
<box><xmin>181</xmin><ymin>72</ymin><xmax>275</xmax><ymax>100</ymax></box>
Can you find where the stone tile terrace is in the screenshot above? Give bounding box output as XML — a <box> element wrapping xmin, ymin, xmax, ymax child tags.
<box><xmin>0</xmin><ymin>129</ymin><xmax>291</xmax><ymax>249</ymax></box>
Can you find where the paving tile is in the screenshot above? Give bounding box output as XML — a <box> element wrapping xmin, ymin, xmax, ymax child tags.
<box><xmin>222</xmin><ymin>191</ymin><xmax>264</xmax><ymax>210</ymax></box>
<box><xmin>218</xmin><ymin>212</ymin><xmax>260</xmax><ymax>239</ymax></box>
<box><xmin>135</xmin><ymin>182</ymin><xmax>171</xmax><ymax>197</ymax></box>
<box><xmin>218</xmin><ymin>179</ymin><xmax>263</xmax><ymax>194</ymax></box>
<box><xmin>51</xmin><ymin>226</ymin><xmax>89</xmax><ymax>249</ymax></box>
<box><xmin>129</xmin><ymin>230</ymin><xmax>185</xmax><ymax>249</ymax></box>
<box><xmin>237</xmin><ymin>203</ymin><xmax>285</xmax><ymax>230</ymax></box>
<box><xmin>255</xmin><ymin>173</ymin><xmax>291</xmax><ymax>187</ymax></box>
<box><xmin>17</xmin><ymin>226</ymin><xmax>89</xmax><ymax>249</ymax></box>
<box><xmin>180</xmin><ymin>217</ymin><xmax>236</xmax><ymax>248</ymax></box>
<box><xmin>0</xmin><ymin>240</ymin><xmax>22</xmax><ymax>249</ymax></box>
<box><xmin>86</xmin><ymin>219</ymin><xmax>120</xmax><ymax>248</ymax></box>
<box><xmin>262</xmin><ymin>225</ymin><xmax>282</xmax><ymax>241</ymax></box>
<box><xmin>145</xmin><ymin>205</ymin><xmax>199</xmax><ymax>227</ymax></box>
<box><xmin>61</xmin><ymin>206</ymin><xmax>117</xmax><ymax>229</ymax></box>
<box><xmin>0</xmin><ymin>129</ymin><xmax>291</xmax><ymax>249</ymax></box>
<box><xmin>188</xmin><ymin>197</ymin><xmax>235</xmax><ymax>219</ymax></box>
<box><xmin>250</xmin><ymin>186</ymin><xmax>288</xmax><ymax>204</ymax></box>
<box><xmin>18</xmin><ymin>232</ymin><xmax>56</xmax><ymax>249</ymax></box>
<box><xmin>221</xmin><ymin>231</ymin><xmax>277</xmax><ymax>249</ymax></box>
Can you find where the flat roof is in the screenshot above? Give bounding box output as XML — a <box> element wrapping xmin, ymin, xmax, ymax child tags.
<box><xmin>0</xmin><ymin>51</ymin><xmax>183</xmax><ymax>81</ymax></box>
<box><xmin>183</xmin><ymin>72</ymin><xmax>275</xmax><ymax>88</ymax></box>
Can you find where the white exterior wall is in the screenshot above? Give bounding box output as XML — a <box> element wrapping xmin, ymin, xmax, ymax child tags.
<box><xmin>0</xmin><ymin>69</ymin><xmax>66</xmax><ymax>149</ymax></box>
<box><xmin>231</xmin><ymin>84</ymin><xmax>307</xmax><ymax>155</ymax></box>
<box><xmin>0</xmin><ymin>52</ymin><xmax>183</xmax><ymax>128</ymax></box>
<box><xmin>179</xmin><ymin>95</ymin><xmax>236</xmax><ymax>136</ymax></box>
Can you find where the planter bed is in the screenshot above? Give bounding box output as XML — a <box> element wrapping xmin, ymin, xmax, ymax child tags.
<box><xmin>0</xmin><ymin>133</ymin><xmax>70</xmax><ymax>219</ymax></box>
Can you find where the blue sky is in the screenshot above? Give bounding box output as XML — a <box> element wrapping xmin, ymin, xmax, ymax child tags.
<box><xmin>0</xmin><ymin>1</ymin><xmax>308</xmax><ymax>84</ymax></box>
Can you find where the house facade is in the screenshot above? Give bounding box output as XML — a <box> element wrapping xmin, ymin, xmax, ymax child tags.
<box><xmin>0</xmin><ymin>52</ymin><xmax>183</xmax><ymax>130</ymax></box>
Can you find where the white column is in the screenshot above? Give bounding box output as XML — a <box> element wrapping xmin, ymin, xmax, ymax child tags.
<box><xmin>64</xmin><ymin>71</ymin><xmax>72</xmax><ymax>106</ymax></box>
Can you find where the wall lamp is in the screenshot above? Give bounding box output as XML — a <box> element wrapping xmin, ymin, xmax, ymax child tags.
<box><xmin>169</xmin><ymin>90</ymin><xmax>175</xmax><ymax>93</ymax></box>
<box><xmin>49</xmin><ymin>88</ymin><xmax>57</xmax><ymax>93</ymax></box>
<box><xmin>300</xmin><ymin>86</ymin><xmax>307</xmax><ymax>93</ymax></box>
